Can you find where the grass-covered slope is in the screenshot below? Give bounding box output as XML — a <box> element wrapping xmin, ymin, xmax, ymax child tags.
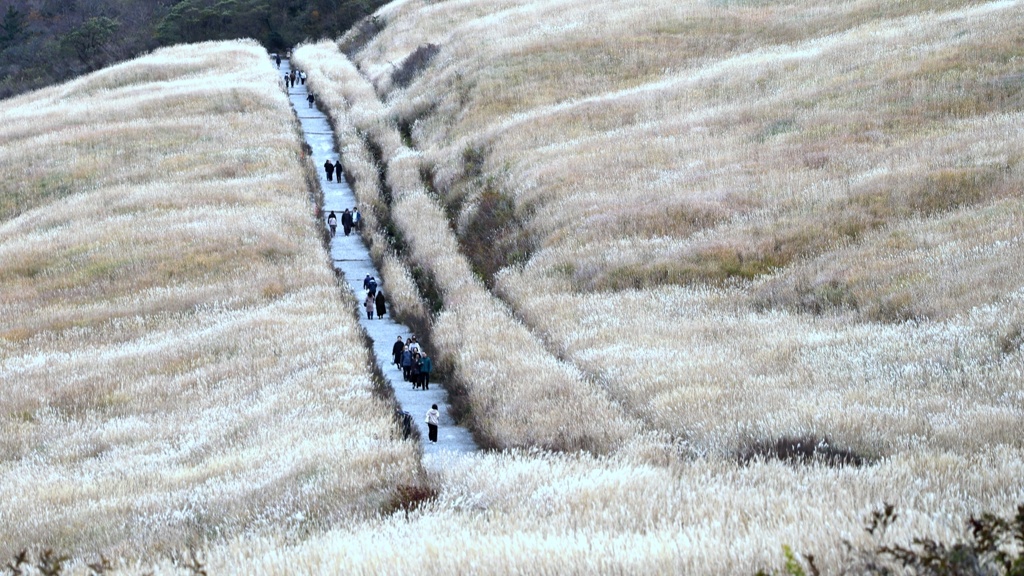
<box><xmin>0</xmin><ymin>40</ymin><xmax>418</xmax><ymax>561</ymax></box>
<box><xmin>187</xmin><ymin>1</ymin><xmax>1024</xmax><ymax>573</ymax></box>
<box><xmin>363</xmin><ymin>0</ymin><xmax>1024</xmax><ymax>307</ymax></box>
<box><xmin>346</xmin><ymin>0</ymin><xmax>1024</xmax><ymax>458</ymax></box>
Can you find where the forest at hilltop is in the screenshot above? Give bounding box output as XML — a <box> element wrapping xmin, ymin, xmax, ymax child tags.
<box><xmin>0</xmin><ymin>0</ymin><xmax>384</xmax><ymax>99</ymax></box>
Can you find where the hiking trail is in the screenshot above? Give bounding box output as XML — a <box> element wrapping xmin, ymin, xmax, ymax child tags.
<box><xmin>282</xmin><ymin>60</ymin><xmax>478</xmax><ymax>458</ymax></box>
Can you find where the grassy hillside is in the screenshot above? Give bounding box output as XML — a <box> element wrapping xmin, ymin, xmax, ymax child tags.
<box><xmin>217</xmin><ymin>0</ymin><xmax>1022</xmax><ymax>572</ymax></box>
<box><xmin>3</xmin><ymin>0</ymin><xmax>1023</xmax><ymax>573</ymax></box>
<box><xmin>345</xmin><ymin>0</ymin><xmax>1024</xmax><ymax>458</ymax></box>
<box><xmin>0</xmin><ymin>40</ymin><xmax>419</xmax><ymax>562</ymax></box>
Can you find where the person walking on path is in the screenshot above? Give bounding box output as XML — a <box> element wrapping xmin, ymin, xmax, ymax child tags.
<box><xmin>334</xmin><ymin>160</ymin><xmax>343</xmax><ymax>181</ymax></box>
<box><xmin>275</xmin><ymin>54</ymin><xmax>281</xmax><ymax>68</ymax></box>
<box><xmin>401</xmin><ymin>347</ymin><xmax>413</xmax><ymax>381</ymax></box>
<box><xmin>300</xmin><ymin>71</ymin><xmax>307</xmax><ymax>85</ymax></box>
<box><xmin>289</xmin><ymin>70</ymin><xmax>296</xmax><ymax>87</ymax></box>
<box><xmin>366</xmin><ymin>276</ymin><xmax>377</xmax><ymax>298</ymax></box>
<box><xmin>327</xmin><ymin>210</ymin><xmax>337</xmax><ymax>237</ymax></box>
<box><xmin>341</xmin><ymin>208</ymin><xmax>353</xmax><ymax>236</ymax></box>
<box><xmin>375</xmin><ymin>291</ymin><xmax>386</xmax><ymax>319</ymax></box>
<box><xmin>307</xmin><ymin>92</ymin><xmax>315</xmax><ymax>108</ymax></box>
<box><xmin>392</xmin><ymin>336</ymin><xmax>404</xmax><ymax>368</ymax></box>
<box><xmin>409</xmin><ymin>352</ymin><xmax>422</xmax><ymax>389</ymax></box>
<box><xmin>324</xmin><ymin>159</ymin><xmax>334</xmax><ymax>182</ymax></box>
<box><xmin>425</xmin><ymin>404</ymin><xmax>440</xmax><ymax>443</ymax></box>
<box><xmin>364</xmin><ymin>293</ymin><xmax>375</xmax><ymax>320</ymax></box>
<box><xmin>419</xmin><ymin>352</ymin><xmax>433</xmax><ymax>390</ymax></box>
<box><xmin>352</xmin><ymin>206</ymin><xmax>361</xmax><ymax>230</ymax></box>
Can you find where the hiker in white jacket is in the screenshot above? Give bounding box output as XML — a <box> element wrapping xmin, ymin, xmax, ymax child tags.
<box><xmin>425</xmin><ymin>404</ymin><xmax>440</xmax><ymax>443</ymax></box>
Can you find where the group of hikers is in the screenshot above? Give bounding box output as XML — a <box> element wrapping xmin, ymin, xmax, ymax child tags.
<box><xmin>362</xmin><ymin>275</ymin><xmax>386</xmax><ymax>320</ymax></box>
<box><xmin>276</xmin><ymin>54</ymin><xmax>317</xmax><ymax>108</ymax></box>
<box><xmin>283</xmin><ymin>53</ymin><xmax>444</xmax><ymax>447</ymax></box>
<box><xmin>326</xmin><ymin>206</ymin><xmax>359</xmax><ymax>237</ymax></box>
<box><xmin>284</xmin><ymin>68</ymin><xmax>306</xmax><ymax>88</ymax></box>
<box><xmin>391</xmin><ymin>335</ymin><xmax>433</xmax><ymax>391</ymax></box>
<box><xmin>323</xmin><ymin>159</ymin><xmax>343</xmax><ymax>184</ymax></box>
<box><xmin>390</xmin><ymin>334</ymin><xmax>441</xmax><ymax>443</ymax></box>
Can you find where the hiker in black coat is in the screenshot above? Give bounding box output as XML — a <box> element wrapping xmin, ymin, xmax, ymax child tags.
<box><xmin>324</xmin><ymin>159</ymin><xmax>334</xmax><ymax>182</ymax></box>
<box><xmin>392</xmin><ymin>336</ymin><xmax>404</xmax><ymax>368</ymax></box>
<box><xmin>375</xmin><ymin>291</ymin><xmax>386</xmax><ymax>319</ymax></box>
<box><xmin>334</xmin><ymin>160</ymin><xmax>342</xmax><ymax>182</ymax></box>
<box><xmin>409</xmin><ymin>353</ymin><xmax>422</xmax><ymax>389</ymax></box>
<box><xmin>341</xmin><ymin>208</ymin><xmax>353</xmax><ymax>236</ymax></box>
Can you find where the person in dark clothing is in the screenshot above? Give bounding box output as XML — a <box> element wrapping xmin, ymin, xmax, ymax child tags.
<box><xmin>327</xmin><ymin>210</ymin><xmax>337</xmax><ymax>237</ymax></box>
<box><xmin>409</xmin><ymin>353</ymin><xmax>422</xmax><ymax>389</ymax></box>
<box><xmin>419</xmin><ymin>352</ymin><xmax>433</xmax><ymax>390</ymax></box>
<box><xmin>367</xmin><ymin>276</ymin><xmax>377</xmax><ymax>298</ymax></box>
<box><xmin>363</xmin><ymin>275</ymin><xmax>372</xmax><ymax>291</ymax></box>
<box><xmin>375</xmin><ymin>291</ymin><xmax>386</xmax><ymax>319</ymax></box>
<box><xmin>334</xmin><ymin>160</ymin><xmax>342</xmax><ymax>181</ymax></box>
<box><xmin>397</xmin><ymin>410</ymin><xmax>412</xmax><ymax>440</ymax></box>
<box><xmin>307</xmin><ymin>93</ymin><xmax>315</xmax><ymax>108</ymax></box>
<box><xmin>289</xmin><ymin>70</ymin><xmax>296</xmax><ymax>87</ymax></box>
<box><xmin>341</xmin><ymin>208</ymin><xmax>353</xmax><ymax>236</ymax></box>
<box><xmin>392</xmin><ymin>336</ymin><xmax>404</xmax><ymax>368</ymax></box>
<box><xmin>324</xmin><ymin>159</ymin><xmax>334</xmax><ymax>182</ymax></box>
<box><xmin>401</xmin><ymin>347</ymin><xmax>413</xmax><ymax>381</ymax></box>
<box><xmin>275</xmin><ymin>54</ymin><xmax>281</xmax><ymax>68</ymax></box>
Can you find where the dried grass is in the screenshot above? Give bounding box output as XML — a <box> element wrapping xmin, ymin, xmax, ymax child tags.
<box><xmin>0</xmin><ymin>40</ymin><xmax>420</xmax><ymax>561</ymax></box>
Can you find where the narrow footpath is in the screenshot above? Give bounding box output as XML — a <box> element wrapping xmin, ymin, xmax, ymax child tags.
<box><xmin>282</xmin><ymin>60</ymin><xmax>478</xmax><ymax>456</ymax></box>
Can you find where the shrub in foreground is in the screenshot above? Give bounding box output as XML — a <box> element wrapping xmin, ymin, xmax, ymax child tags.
<box><xmin>760</xmin><ymin>503</ymin><xmax>1024</xmax><ymax>575</ymax></box>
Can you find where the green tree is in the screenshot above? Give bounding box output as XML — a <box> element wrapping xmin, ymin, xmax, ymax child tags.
<box><xmin>60</xmin><ymin>16</ymin><xmax>120</xmax><ymax>70</ymax></box>
<box><xmin>0</xmin><ymin>6</ymin><xmax>26</xmax><ymax>50</ymax></box>
<box><xmin>155</xmin><ymin>0</ymin><xmax>271</xmax><ymax>45</ymax></box>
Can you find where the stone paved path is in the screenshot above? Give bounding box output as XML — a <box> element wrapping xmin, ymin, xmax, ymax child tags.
<box><xmin>283</xmin><ymin>61</ymin><xmax>478</xmax><ymax>456</ymax></box>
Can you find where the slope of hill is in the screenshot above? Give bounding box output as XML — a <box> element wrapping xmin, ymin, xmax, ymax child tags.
<box><xmin>0</xmin><ymin>40</ymin><xmax>418</xmax><ymax>561</ymax></box>
<box><xmin>345</xmin><ymin>0</ymin><xmax>1024</xmax><ymax>461</ymax></box>
<box><xmin>3</xmin><ymin>0</ymin><xmax>1023</xmax><ymax>572</ymax></box>
<box><xmin>181</xmin><ymin>0</ymin><xmax>1024</xmax><ymax>572</ymax></box>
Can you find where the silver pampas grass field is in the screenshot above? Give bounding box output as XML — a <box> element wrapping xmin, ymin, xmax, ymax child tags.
<box><xmin>0</xmin><ymin>40</ymin><xmax>419</xmax><ymax>562</ymax></box>
<box><xmin>3</xmin><ymin>0</ymin><xmax>1024</xmax><ymax>571</ymax></box>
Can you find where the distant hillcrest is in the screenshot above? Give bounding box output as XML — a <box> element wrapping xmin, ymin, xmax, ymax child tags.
<box><xmin>0</xmin><ymin>0</ymin><xmax>388</xmax><ymax>99</ymax></box>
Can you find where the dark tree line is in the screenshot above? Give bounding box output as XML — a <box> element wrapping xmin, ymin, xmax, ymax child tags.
<box><xmin>0</xmin><ymin>0</ymin><xmax>387</xmax><ymax>99</ymax></box>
